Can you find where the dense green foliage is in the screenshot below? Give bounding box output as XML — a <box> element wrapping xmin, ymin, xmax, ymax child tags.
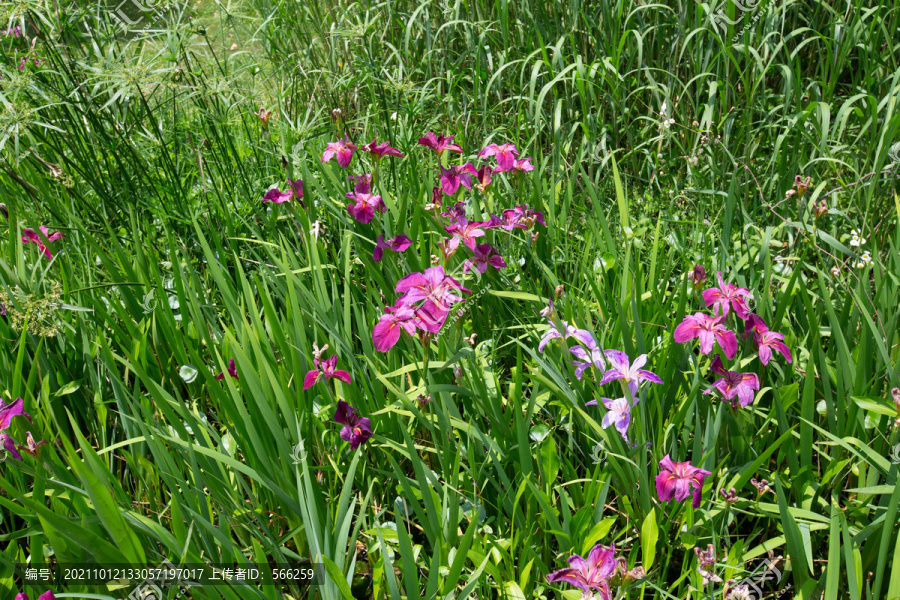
<box><xmin>1</xmin><ymin>0</ymin><xmax>899</xmax><ymax>599</ymax></box>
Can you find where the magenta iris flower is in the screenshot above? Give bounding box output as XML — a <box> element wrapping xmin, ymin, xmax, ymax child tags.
<box><xmin>495</xmin><ymin>204</ymin><xmax>545</xmax><ymax>230</ymax></box>
<box><xmin>263</xmin><ymin>187</ymin><xmax>292</xmax><ymax>203</ymax></box>
<box><xmin>512</xmin><ymin>157</ymin><xmax>535</xmax><ymax>172</ymax></box>
<box><xmin>0</xmin><ymin>397</ymin><xmax>31</xmax><ymax>430</ymax></box>
<box><xmin>395</xmin><ymin>266</ymin><xmax>471</xmax><ymax>320</ymax></box>
<box><xmin>445</xmin><ymin>217</ymin><xmax>486</xmax><ymax>251</ymax></box>
<box><xmin>349</xmin><ymin>174</ymin><xmax>372</xmax><ymax>194</ymax></box>
<box><xmin>545</xmin><ymin>543</ymin><xmax>617</xmax><ymax>600</ymax></box>
<box><xmin>673</xmin><ymin>313</ymin><xmax>739</xmax><ymax>359</ymax></box>
<box><xmin>16</xmin><ymin>432</ymin><xmax>48</xmax><ymax>458</ymax></box>
<box><xmin>599</xmin><ymin>351</ymin><xmax>663</xmax><ymax>397</ymax></box>
<box><xmin>702</xmin><ymin>272</ymin><xmax>754</xmax><ymax>319</ymax></box>
<box><xmin>477</xmin><ymin>143</ymin><xmax>519</xmax><ymax>172</ymax></box>
<box><xmin>474</xmin><ymin>165</ymin><xmax>493</xmax><ymax>192</ymax></box>
<box><xmin>216</xmin><ymin>358</ymin><xmax>239</xmax><ymax>380</ymax></box>
<box><xmin>1</xmin><ymin>432</ymin><xmax>22</xmax><ymax>460</ymax></box>
<box><xmin>417</xmin><ymin>132</ymin><xmax>463</xmax><ymax>155</ymax></box>
<box><xmin>373</xmin><ymin>234</ymin><xmax>412</xmax><ymax>262</ymax></box>
<box><xmin>704</xmin><ymin>355</ymin><xmax>760</xmax><ymax>410</ymax></box>
<box><xmin>322</xmin><ymin>135</ymin><xmax>357</xmax><ymax>167</ymax></box>
<box><xmin>361</xmin><ymin>139</ymin><xmax>405</xmax><ymax>160</ymax></box>
<box><xmin>743</xmin><ymin>314</ymin><xmax>792</xmax><ymax>365</ymax></box>
<box><xmin>656</xmin><ymin>454</ymin><xmax>711</xmax><ymax>508</ymax></box>
<box><xmin>334</xmin><ymin>400</ymin><xmax>371</xmax><ymax>449</ymax></box>
<box><xmin>346</xmin><ymin>192</ymin><xmax>387</xmax><ymax>224</ymax></box>
<box><xmin>463</xmin><ymin>243</ymin><xmax>506</xmax><ymax>273</ymax></box>
<box><xmin>303</xmin><ymin>354</ymin><xmax>352</xmax><ymax>390</ymax></box>
<box><xmin>439</xmin><ymin>163</ymin><xmax>478</xmax><ymax>195</ymax></box>
<box><xmin>484</xmin><ymin>211</ymin><xmax>525</xmax><ymax>231</ymax></box>
<box><xmin>440</xmin><ymin>201</ymin><xmax>467</xmax><ymax>221</ymax></box>
<box><xmin>21</xmin><ymin>226</ymin><xmax>64</xmax><ymax>259</ymax></box>
<box><xmin>372</xmin><ymin>304</ymin><xmax>418</xmax><ymax>352</ymax></box>
<box><xmin>15</xmin><ymin>592</ymin><xmax>56</xmax><ymax>600</ymax></box>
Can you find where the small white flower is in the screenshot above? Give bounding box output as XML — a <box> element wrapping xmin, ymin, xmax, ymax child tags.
<box><xmin>703</xmin><ymin>219</ymin><xmax>710</xmax><ymax>226</ymax></box>
<box><xmin>518</xmin><ymin>257</ymin><xmax>526</xmax><ymax>267</ymax></box>
<box><xmin>661</xmin><ymin>101</ymin><xmax>668</xmax><ymax>115</ymax></box>
<box><xmin>390</xmin><ymin>112</ymin><xmax>398</xmax><ymax>120</ymax></box>
<box><xmin>664</xmin><ymin>118</ymin><xmax>675</xmax><ymax>128</ymax></box>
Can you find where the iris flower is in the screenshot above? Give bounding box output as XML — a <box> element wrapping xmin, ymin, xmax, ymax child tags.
<box><xmin>395</xmin><ymin>266</ymin><xmax>470</xmax><ymax>321</ymax></box>
<box><xmin>702</xmin><ymin>272</ymin><xmax>753</xmax><ymax>319</ymax></box>
<box><xmin>463</xmin><ymin>243</ymin><xmax>506</xmax><ymax>273</ymax></box>
<box><xmin>21</xmin><ymin>226</ymin><xmax>64</xmax><ymax>259</ymax></box>
<box><xmin>263</xmin><ymin>188</ymin><xmax>292</xmax><ymax>203</ymax></box>
<box><xmin>742</xmin><ymin>314</ymin><xmax>792</xmax><ymax>365</ymax></box>
<box><xmin>1</xmin><ymin>432</ymin><xmax>22</xmax><ymax>460</ymax></box>
<box><xmin>346</xmin><ymin>192</ymin><xmax>387</xmax><ymax>224</ymax></box>
<box><xmin>216</xmin><ymin>358</ymin><xmax>239</xmax><ymax>380</ymax></box>
<box><xmin>445</xmin><ymin>217</ymin><xmax>486</xmax><ymax>251</ymax></box>
<box><xmin>704</xmin><ymin>355</ymin><xmax>760</xmax><ymax>410</ymax></box>
<box><xmin>417</xmin><ymin>132</ymin><xmax>463</xmax><ymax>155</ymax></box>
<box><xmin>441</xmin><ymin>201</ymin><xmax>467</xmax><ymax>221</ymax></box>
<box><xmin>361</xmin><ymin>139</ymin><xmax>405</xmax><ymax>160</ymax></box>
<box><xmin>655</xmin><ymin>454</ymin><xmax>711</xmax><ymax>508</ymax></box>
<box><xmin>477</xmin><ymin>143</ymin><xmax>519</xmax><ymax>172</ymax></box>
<box><xmin>334</xmin><ymin>400</ymin><xmax>371</xmax><ymax>449</ymax></box>
<box><xmin>599</xmin><ymin>351</ymin><xmax>663</xmax><ymax>397</ymax></box>
<box><xmin>322</xmin><ymin>135</ymin><xmax>357</xmax><ymax>168</ymax></box>
<box><xmin>690</xmin><ymin>264</ymin><xmax>707</xmax><ymax>288</ymax></box>
<box><xmin>587</xmin><ymin>396</ymin><xmax>637</xmax><ymax>443</ymax></box>
<box><xmin>0</xmin><ymin>397</ymin><xmax>31</xmax><ymax>430</ymax></box>
<box><xmin>673</xmin><ymin>313</ymin><xmax>739</xmax><ymax>359</ymax></box>
<box><xmin>303</xmin><ymin>355</ymin><xmax>352</xmax><ymax>390</ymax></box>
<box><xmin>569</xmin><ymin>344</ymin><xmax>606</xmax><ymax>380</ymax></box>
<box><xmin>512</xmin><ymin>157</ymin><xmax>535</xmax><ymax>172</ymax></box>
<box><xmin>545</xmin><ymin>543</ymin><xmax>618</xmax><ymax>600</ymax></box>
<box><xmin>538</xmin><ymin>320</ymin><xmax>581</xmax><ymax>352</ymax></box>
<box><xmin>349</xmin><ymin>174</ymin><xmax>372</xmax><ymax>194</ymax></box>
<box><xmin>372</xmin><ymin>304</ymin><xmax>419</xmax><ymax>352</ymax></box>
<box><xmin>474</xmin><ymin>165</ymin><xmax>493</xmax><ymax>193</ymax></box>
<box><xmin>16</xmin><ymin>432</ymin><xmax>48</xmax><ymax>458</ymax></box>
<box><xmin>373</xmin><ymin>234</ymin><xmax>412</xmax><ymax>262</ymax></box>
<box><xmin>439</xmin><ymin>163</ymin><xmax>478</xmax><ymax>195</ymax></box>
<box><xmin>15</xmin><ymin>592</ymin><xmax>56</xmax><ymax>600</ymax></box>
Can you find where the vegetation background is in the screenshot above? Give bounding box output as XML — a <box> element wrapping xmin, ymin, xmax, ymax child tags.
<box><xmin>0</xmin><ymin>0</ymin><xmax>899</xmax><ymax>599</ymax></box>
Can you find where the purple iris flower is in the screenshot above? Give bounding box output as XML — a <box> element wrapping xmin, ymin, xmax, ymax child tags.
<box><xmin>463</xmin><ymin>243</ymin><xmax>506</xmax><ymax>273</ymax></box>
<box><xmin>321</xmin><ymin>135</ymin><xmax>357</xmax><ymax>168</ymax></box>
<box><xmin>545</xmin><ymin>543</ymin><xmax>618</xmax><ymax>600</ymax></box>
<box><xmin>21</xmin><ymin>226</ymin><xmax>64</xmax><ymax>259</ymax></box>
<box><xmin>303</xmin><ymin>355</ymin><xmax>352</xmax><ymax>390</ymax></box>
<box><xmin>742</xmin><ymin>314</ymin><xmax>792</xmax><ymax>365</ymax></box>
<box><xmin>216</xmin><ymin>358</ymin><xmax>239</xmax><ymax>380</ymax></box>
<box><xmin>673</xmin><ymin>313</ymin><xmax>739</xmax><ymax>359</ymax></box>
<box><xmin>373</xmin><ymin>234</ymin><xmax>412</xmax><ymax>262</ymax></box>
<box><xmin>702</xmin><ymin>272</ymin><xmax>754</xmax><ymax>319</ymax></box>
<box><xmin>440</xmin><ymin>201</ymin><xmax>467</xmax><ymax>221</ymax></box>
<box><xmin>656</xmin><ymin>454</ymin><xmax>711</xmax><ymax>508</ymax></box>
<box><xmin>395</xmin><ymin>266</ymin><xmax>470</xmax><ymax>322</ymax></box>
<box><xmin>704</xmin><ymin>355</ymin><xmax>760</xmax><ymax>410</ymax></box>
<box><xmin>360</xmin><ymin>139</ymin><xmax>405</xmax><ymax>160</ymax></box>
<box><xmin>445</xmin><ymin>217</ymin><xmax>486</xmax><ymax>251</ymax></box>
<box><xmin>512</xmin><ymin>157</ymin><xmax>535</xmax><ymax>172</ymax></box>
<box><xmin>16</xmin><ymin>593</ymin><xmax>57</xmax><ymax>600</ymax></box>
<box><xmin>0</xmin><ymin>397</ymin><xmax>31</xmax><ymax>430</ymax></box>
<box><xmin>1</xmin><ymin>432</ymin><xmax>22</xmax><ymax>460</ymax></box>
<box><xmin>349</xmin><ymin>174</ymin><xmax>372</xmax><ymax>194</ymax></box>
<box><xmin>439</xmin><ymin>163</ymin><xmax>478</xmax><ymax>196</ymax></box>
<box><xmin>262</xmin><ymin>187</ymin><xmax>293</xmax><ymax>204</ymax></box>
<box><xmin>474</xmin><ymin>165</ymin><xmax>492</xmax><ymax>193</ymax></box>
<box><xmin>586</xmin><ymin>396</ymin><xmax>637</xmax><ymax>443</ymax></box>
<box><xmin>346</xmin><ymin>192</ymin><xmax>387</xmax><ymax>224</ymax></box>
<box><xmin>372</xmin><ymin>304</ymin><xmax>418</xmax><ymax>352</ymax></box>
<box><xmin>599</xmin><ymin>351</ymin><xmax>663</xmax><ymax>397</ymax></box>
<box><xmin>334</xmin><ymin>400</ymin><xmax>371</xmax><ymax>449</ymax></box>
<box><xmin>569</xmin><ymin>339</ymin><xmax>606</xmax><ymax>380</ymax></box>
<box><xmin>477</xmin><ymin>143</ymin><xmax>519</xmax><ymax>172</ymax></box>
<box><xmin>417</xmin><ymin>132</ymin><xmax>463</xmax><ymax>155</ymax></box>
